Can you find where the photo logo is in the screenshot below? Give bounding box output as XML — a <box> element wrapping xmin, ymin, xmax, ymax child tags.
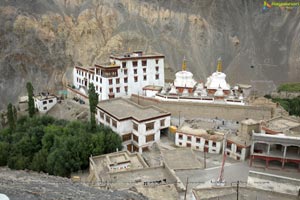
<box><xmin>263</xmin><ymin>1</ymin><xmax>300</xmax><ymax>11</ymax></box>
<box><xmin>263</xmin><ymin>1</ymin><xmax>272</xmax><ymax>11</ymax></box>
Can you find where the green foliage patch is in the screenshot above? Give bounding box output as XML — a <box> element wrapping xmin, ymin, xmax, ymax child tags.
<box><xmin>278</xmin><ymin>82</ymin><xmax>300</xmax><ymax>92</ymax></box>
<box><xmin>0</xmin><ymin>115</ymin><xmax>122</xmax><ymax>177</ymax></box>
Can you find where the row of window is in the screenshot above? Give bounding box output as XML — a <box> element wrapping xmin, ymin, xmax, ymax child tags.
<box><xmin>42</xmin><ymin>99</ymin><xmax>53</xmax><ymax>105</ymax></box>
<box><xmin>121</xmin><ymin>59</ymin><xmax>159</xmax><ymax>68</ymax></box>
<box><xmin>133</xmin><ymin>120</ymin><xmax>165</xmax><ymax>132</ymax></box>
<box><xmin>122</xmin><ymin>133</ymin><xmax>155</xmax><ymax>143</ymax></box>
<box><xmin>178</xmin><ymin>134</ymin><xmax>217</xmax><ymax>147</ymax></box>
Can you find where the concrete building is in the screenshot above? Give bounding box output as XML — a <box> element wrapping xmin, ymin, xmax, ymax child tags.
<box><xmin>96</xmin><ymin>98</ymin><xmax>171</xmax><ymax>153</ymax></box>
<box><xmin>175</xmin><ymin>120</ymin><xmax>224</xmax><ymax>154</ymax></box>
<box><xmin>73</xmin><ymin>51</ymin><xmax>165</xmax><ymax>101</ymax></box>
<box><xmin>250</xmin><ymin>116</ymin><xmax>300</xmax><ymax>171</ymax></box>
<box><xmin>226</xmin><ymin>119</ymin><xmax>260</xmax><ymax>161</ymax></box>
<box><xmin>88</xmin><ymin>150</ymin><xmax>179</xmax><ymax>195</ymax></box>
<box><xmin>34</xmin><ymin>93</ymin><xmax>57</xmax><ymax>113</ymax></box>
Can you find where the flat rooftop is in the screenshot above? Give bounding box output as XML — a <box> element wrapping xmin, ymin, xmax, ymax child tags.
<box><xmin>110</xmin><ymin>51</ymin><xmax>164</xmax><ymax>60</ymax></box>
<box><xmin>97</xmin><ymin>98</ymin><xmax>170</xmax><ymax>122</ymax></box>
<box><xmin>266</xmin><ymin>116</ymin><xmax>300</xmax><ymax>132</ymax></box>
<box><xmin>91</xmin><ymin>151</ymin><xmax>148</xmax><ymax>173</ymax></box>
<box><xmin>34</xmin><ymin>94</ymin><xmax>56</xmax><ymax>101</ymax></box>
<box><xmin>108</xmin><ymin>166</ymin><xmax>176</xmax><ymax>190</ymax></box>
<box><xmin>178</xmin><ymin>120</ymin><xmax>224</xmax><ymax>141</ymax></box>
<box><xmin>227</xmin><ymin>134</ymin><xmax>251</xmax><ymax>147</ymax></box>
<box><xmin>192</xmin><ymin>186</ymin><xmax>299</xmax><ymax>200</ymax></box>
<box><xmin>135</xmin><ymin>184</ymin><xmax>179</xmax><ymax>200</ymax></box>
<box><xmin>161</xmin><ymin>148</ymin><xmax>203</xmax><ymax>170</ymax></box>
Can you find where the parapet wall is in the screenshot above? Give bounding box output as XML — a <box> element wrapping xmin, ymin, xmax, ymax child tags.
<box><xmin>247</xmin><ymin>170</ymin><xmax>300</xmax><ymax>196</ymax></box>
<box><xmin>131</xmin><ymin>95</ymin><xmax>273</xmax><ymax>121</ymax></box>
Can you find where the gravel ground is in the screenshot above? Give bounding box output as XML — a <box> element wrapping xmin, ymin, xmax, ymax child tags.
<box><xmin>0</xmin><ymin>167</ymin><xmax>147</xmax><ymax>200</ymax></box>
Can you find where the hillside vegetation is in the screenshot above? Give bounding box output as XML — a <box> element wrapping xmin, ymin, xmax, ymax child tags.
<box><xmin>278</xmin><ymin>83</ymin><xmax>300</xmax><ymax>92</ymax></box>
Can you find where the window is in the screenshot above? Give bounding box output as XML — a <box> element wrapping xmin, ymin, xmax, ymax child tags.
<box><xmin>179</xmin><ymin>142</ymin><xmax>182</xmax><ymax>146</ymax></box>
<box><xmin>100</xmin><ymin>78</ymin><xmax>102</xmax><ymax>83</ymax></box>
<box><xmin>132</xmin><ymin>61</ymin><xmax>138</xmax><ymax>67</ymax></box>
<box><xmin>146</xmin><ymin>134</ymin><xmax>155</xmax><ymax>142</ymax></box>
<box><xmin>134</xmin><ymin>69</ymin><xmax>137</xmax><ymax>74</ymax></box>
<box><xmin>43</xmin><ymin>101</ymin><xmax>47</xmax><ymax>105</ymax></box>
<box><xmin>179</xmin><ymin>134</ymin><xmax>183</xmax><ymax>140</ymax></box>
<box><xmin>43</xmin><ymin>107</ymin><xmax>47</xmax><ymax>110</ymax></box>
<box><xmin>142</xmin><ymin>60</ymin><xmax>147</xmax><ymax>66</ymax></box>
<box><xmin>196</xmin><ymin>138</ymin><xmax>201</xmax><ymax>143</ymax></box>
<box><xmin>109</xmin><ymin>79</ymin><xmax>113</xmax><ymax>85</ymax></box>
<box><xmin>96</xmin><ymin>76</ymin><xmax>98</xmax><ymax>82</ymax></box>
<box><xmin>187</xmin><ymin>136</ymin><xmax>191</xmax><ymax>141</ymax></box>
<box><xmin>122</xmin><ymin>133</ymin><xmax>131</xmax><ymax>141</ymax></box>
<box><xmin>124</xmin><ymin>86</ymin><xmax>128</xmax><ymax>93</ymax></box>
<box><xmin>160</xmin><ymin>119</ymin><xmax>165</xmax><ymax>127</ymax></box>
<box><xmin>109</xmin><ymin>88</ymin><xmax>113</xmax><ymax>93</ymax></box>
<box><xmin>187</xmin><ymin>143</ymin><xmax>191</xmax><ymax>147</ymax></box>
<box><xmin>227</xmin><ymin>142</ymin><xmax>231</xmax><ymax>149</ymax></box>
<box><xmin>116</xmin><ymin>87</ymin><xmax>120</xmax><ymax>93</ymax></box>
<box><xmin>156</xmin><ymin>66</ymin><xmax>159</xmax><ymax>72</ymax></box>
<box><xmin>205</xmin><ymin>140</ymin><xmax>209</xmax><ymax>145</ymax></box>
<box><xmin>124</xmin><ymin>77</ymin><xmax>128</xmax><ymax>83</ymax></box>
<box><xmin>116</xmin><ymin>78</ymin><xmax>120</xmax><ymax>84</ymax></box>
<box><xmin>100</xmin><ymin>112</ymin><xmax>104</xmax><ymax>119</ymax></box>
<box><xmin>124</xmin><ymin>69</ymin><xmax>128</xmax><ymax>75</ymax></box>
<box><xmin>212</xmin><ymin>142</ymin><xmax>216</xmax><ymax>147</ymax></box>
<box><xmin>146</xmin><ymin>122</ymin><xmax>154</xmax><ymax>131</ymax></box>
<box><xmin>96</xmin><ymin>86</ymin><xmax>98</xmax><ymax>91</ymax></box>
<box><xmin>155</xmin><ymin>74</ymin><xmax>159</xmax><ymax>80</ymax></box>
<box><xmin>49</xmin><ymin>99</ymin><xmax>53</xmax><ymax>103</ymax></box>
<box><xmin>143</xmin><ymin>68</ymin><xmax>146</xmax><ymax>73</ymax></box>
<box><xmin>143</xmin><ymin>75</ymin><xmax>147</xmax><ymax>81</ymax></box>
<box><xmin>155</xmin><ymin>59</ymin><xmax>159</xmax><ymax>64</ymax></box>
<box><xmin>134</xmin><ymin>76</ymin><xmax>138</xmax><ymax>82</ymax></box>
<box><xmin>122</xmin><ymin>62</ymin><xmax>126</xmax><ymax>68</ymax></box>
<box><xmin>99</xmin><ymin>87</ymin><xmax>102</xmax><ymax>92</ymax></box>
<box><xmin>133</xmin><ymin>134</ymin><xmax>139</xmax><ymax>143</ymax></box>
<box><xmin>112</xmin><ymin>119</ymin><xmax>117</xmax><ymax>128</ymax></box>
<box><xmin>106</xmin><ymin>116</ymin><xmax>110</xmax><ymax>124</ymax></box>
<box><xmin>133</xmin><ymin>123</ymin><xmax>138</xmax><ymax>131</ymax></box>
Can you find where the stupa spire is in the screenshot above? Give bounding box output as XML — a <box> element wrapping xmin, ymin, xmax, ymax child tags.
<box><xmin>217</xmin><ymin>57</ymin><xmax>222</xmax><ymax>72</ymax></box>
<box><xmin>182</xmin><ymin>56</ymin><xmax>187</xmax><ymax>71</ymax></box>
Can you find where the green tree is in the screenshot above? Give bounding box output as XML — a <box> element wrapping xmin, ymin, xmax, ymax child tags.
<box><xmin>0</xmin><ymin>141</ymin><xmax>10</xmax><ymax>165</ymax></box>
<box><xmin>7</xmin><ymin>103</ymin><xmax>15</xmax><ymax>131</ymax></box>
<box><xmin>30</xmin><ymin>149</ymin><xmax>48</xmax><ymax>172</ymax></box>
<box><xmin>88</xmin><ymin>83</ymin><xmax>98</xmax><ymax>131</ymax></box>
<box><xmin>26</xmin><ymin>82</ymin><xmax>35</xmax><ymax>117</ymax></box>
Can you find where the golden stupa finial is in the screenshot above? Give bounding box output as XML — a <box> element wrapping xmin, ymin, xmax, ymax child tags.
<box><xmin>182</xmin><ymin>56</ymin><xmax>187</xmax><ymax>71</ymax></box>
<box><xmin>217</xmin><ymin>57</ymin><xmax>222</xmax><ymax>72</ymax></box>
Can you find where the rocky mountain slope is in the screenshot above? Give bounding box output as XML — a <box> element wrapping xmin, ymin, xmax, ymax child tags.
<box><xmin>0</xmin><ymin>167</ymin><xmax>147</xmax><ymax>200</ymax></box>
<box><xmin>0</xmin><ymin>0</ymin><xmax>299</xmax><ymax>109</ymax></box>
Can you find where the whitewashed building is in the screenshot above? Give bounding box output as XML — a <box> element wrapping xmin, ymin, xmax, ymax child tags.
<box><xmin>226</xmin><ymin>119</ymin><xmax>260</xmax><ymax>161</ymax></box>
<box><xmin>175</xmin><ymin>121</ymin><xmax>224</xmax><ymax>154</ymax></box>
<box><xmin>34</xmin><ymin>94</ymin><xmax>57</xmax><ymax>113</ymax></box>
<box><xmin>73</xmin><ymin>51</ymin><xmax>165</xmax><ymax>101</ymax></box>
<box><xmin>96</xmin><ymin>98</ymin><xmax>171</xmax><ymax>153</ymax></box>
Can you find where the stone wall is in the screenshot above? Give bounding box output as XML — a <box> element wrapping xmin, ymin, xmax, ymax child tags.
<box><xmin>131</xmin><ymin>95</ymin><xmax>273</xmax><ymax>121</ymax></box>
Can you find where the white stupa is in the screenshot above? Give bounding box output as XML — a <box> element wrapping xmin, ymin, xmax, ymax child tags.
<box><xmin>173</xmin><ymin>57</ymin><xmax>197</xmax><ymax>90</ymax></box>
<box><xmin>205</xmin><ymin>58</ymin><xmax>230</xmax><ymax>91</ymax></box>
<box><xmin>169</xmin><ymin>84</ymin><xmax>178</xmax><ymax>94</ymax></box>
<box><xmin>214</xmin><ymin>86</ymin><xmax>225</xmax><ymax>97</ymax></box>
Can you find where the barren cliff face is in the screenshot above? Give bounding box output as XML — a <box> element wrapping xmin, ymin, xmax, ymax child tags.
<box><xmin>0</xmin><ymin>0</ymin><xmax>299</xmax><ymax>109</ymax></box>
